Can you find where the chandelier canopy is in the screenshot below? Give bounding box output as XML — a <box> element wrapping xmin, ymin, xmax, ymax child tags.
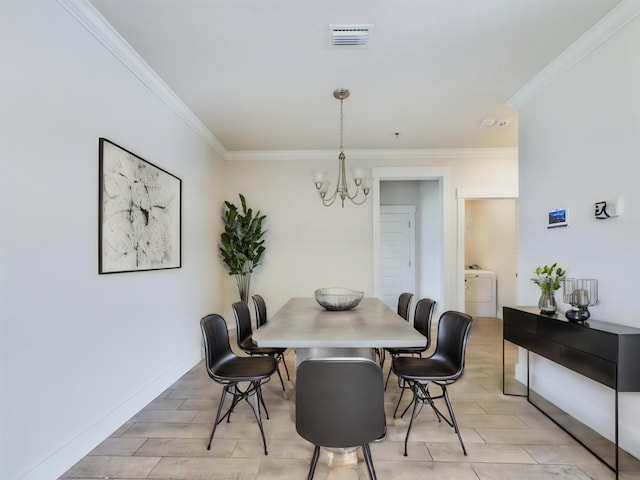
<box><xmin>312</xmin><ymin>89</ymin><xmax>372</xmax><ymax>207</ymax></box>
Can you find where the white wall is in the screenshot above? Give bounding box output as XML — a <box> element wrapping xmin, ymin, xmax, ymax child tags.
<box><xmin>517</xmin><ymin>13</ymin><xmax>640</xmax><ymax>456</ymax></box>
<box><xmin>0</xmin><ymin>2</ymin><xmax>224</xmax><ymax>479</ymax></box>
<box><xmin>223</xmin><ymin>151</ymin><xmax>518</xmax><ymax>321</ymax></box>
<box><xmin>418</xmin><ymin>181</ymin><xmax>444</xmax><ymax>303</ymax></box>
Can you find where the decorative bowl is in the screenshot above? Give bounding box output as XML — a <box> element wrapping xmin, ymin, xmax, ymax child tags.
<box><xmin>314</xmin><ymin>288</ymin><xmax>364</xmax><ymax>311</ymax></box>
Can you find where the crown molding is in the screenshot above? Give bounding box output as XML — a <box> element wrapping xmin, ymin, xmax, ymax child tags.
<box><xmin>506</xmin><ymin>0</ymin><xmax>640</xmax><ymax>109</ymax></box>
<box><xmin>55</xmin><ymin>1</ymin><xmax>518</xmax><ymax>163</ymax></box>
<box><xmin>56</xmin><ymin>0</ymin><xmax>522</xmax><ymax>162</ymax></box>
<box><xmin>57</xmin><ymin>0</ymin><xmax>228</xmax><ymax>158</ymax></box>
<box><xmin>226</xmin><ymin>147</ymin><xmax>518</xmax><ymax>162</ymax></box>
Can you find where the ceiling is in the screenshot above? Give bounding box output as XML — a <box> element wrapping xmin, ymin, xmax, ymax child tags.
<box><xmin>89</xmin><ymin>0</ymin><xmax>621</xmax><ymax>152</ymax></box>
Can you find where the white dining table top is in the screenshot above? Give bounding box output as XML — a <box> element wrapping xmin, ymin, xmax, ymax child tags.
<box><xmin>252</xmin><ymin>297</ymin><xmax>426</xmax><ymax>349</ymax></box>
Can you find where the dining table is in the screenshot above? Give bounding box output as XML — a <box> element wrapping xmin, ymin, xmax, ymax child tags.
<box><xmin>252</xmin><ymin>296</ymin><xmax>425</xmax><ymax>364</ymax></box>
<box><xmin>253</xmin><ymin>296</ymin><xmax>425</xmax><ymax>467</ymax></box>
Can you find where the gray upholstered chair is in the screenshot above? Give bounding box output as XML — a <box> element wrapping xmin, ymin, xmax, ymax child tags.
<box><xmin>296</xmin><ymin>357</ymin><xmax>386</xmax><ymax>480</ymax></box>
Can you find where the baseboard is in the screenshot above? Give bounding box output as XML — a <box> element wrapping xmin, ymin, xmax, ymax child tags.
<box><xmin>19</xmin><ymin>348</ymin><xmax>201</xmax><ymax>480</ymax></box>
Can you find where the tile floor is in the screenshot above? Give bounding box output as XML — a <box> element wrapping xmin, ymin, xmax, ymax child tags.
<box><xmin>60</xmin><ymin>317</ymin><xmax>638</xmax><ymax>479</ymax></box>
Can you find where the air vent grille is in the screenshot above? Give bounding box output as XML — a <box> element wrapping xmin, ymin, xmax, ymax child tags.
<box><xmin>330</xmin><ymin>25</ymin><xmax>373</xmax><ymax>47</ymax></box>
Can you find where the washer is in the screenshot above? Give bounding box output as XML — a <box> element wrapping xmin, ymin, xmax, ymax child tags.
<box><xmin>464</xmin><ymin>269</ymin><xmax>497</xmax><ymax>317</ymax></box>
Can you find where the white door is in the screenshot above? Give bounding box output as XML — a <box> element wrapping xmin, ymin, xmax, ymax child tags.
<box><xmin>379</xmin><ymin>206</ymin><xmax>416</xmax><ymax>310</ymax></box>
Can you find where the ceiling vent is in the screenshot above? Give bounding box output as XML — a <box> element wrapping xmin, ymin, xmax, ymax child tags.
<box><xmin>330</xmin><ymin>25</ymin><xmax>373</xmax><ymax>47</ymax></box>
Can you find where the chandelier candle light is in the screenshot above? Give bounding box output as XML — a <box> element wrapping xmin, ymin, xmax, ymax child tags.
<box><xmin>312</xmin><ymin>89</ymin><xmax>373</xmax><ymax>207</ymax></box>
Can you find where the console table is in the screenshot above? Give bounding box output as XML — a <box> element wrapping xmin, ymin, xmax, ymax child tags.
<box><xmin>503</xmin><ymin>306</ymin><xmax>640</xmax><ymax>478</ymax></box>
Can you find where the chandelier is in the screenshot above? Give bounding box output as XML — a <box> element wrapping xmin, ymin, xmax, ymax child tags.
<box><xmin>312</xmin><ymin>89</ymin><xmax>372</xmax><ymax>207</ymax></box>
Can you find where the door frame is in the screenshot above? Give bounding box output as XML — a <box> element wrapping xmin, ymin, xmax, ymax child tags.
<box><xmin>372</xmin><ymin>166</ymin><xmax>453</xmax><ymax>311</ymax></box>
<box><xmin>456</xmin><ymin>188</ymin><xmax>519</xmax><ymax>312</ymax></box>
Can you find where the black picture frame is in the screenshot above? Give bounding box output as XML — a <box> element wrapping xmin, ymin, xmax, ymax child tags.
<box><xmin>99</xmin><ymin>138</ymin><xmax>182</xmax><ymax>274</ymax></box>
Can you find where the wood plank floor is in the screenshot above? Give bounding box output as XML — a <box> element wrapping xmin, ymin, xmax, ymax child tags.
<box><xmin>60</xmin><ymin>317</ymin><xmax>636</xmax><ymax>479</ymax></box>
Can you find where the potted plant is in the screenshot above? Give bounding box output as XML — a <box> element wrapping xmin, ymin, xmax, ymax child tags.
<box><xmin>531</xmin><ymin>262</ymin><xmax>566</xmax><ymax>315</ymax></box>
<box><xmin>219</xmin><ymin>194</ymin><xmax>266</xmax><ymax>303</ymax></box>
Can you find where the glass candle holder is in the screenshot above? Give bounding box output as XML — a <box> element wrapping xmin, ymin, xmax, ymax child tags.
<box><xmin>562</xmin><ymin>278</ymin><xmax>598</xmax><ymax>322</ymax></box>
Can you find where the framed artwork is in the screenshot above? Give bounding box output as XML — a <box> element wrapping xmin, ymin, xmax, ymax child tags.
<box><xmin>99</xmin><ymin>138</ymin><xmax>182</xmax><ymax>274</ymax></box>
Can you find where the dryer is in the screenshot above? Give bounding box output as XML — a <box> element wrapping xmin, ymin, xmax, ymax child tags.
<box><xmin>464</xmin><ymin>269</ymin><xmax>497</xmax><ymax>317</ymax></box>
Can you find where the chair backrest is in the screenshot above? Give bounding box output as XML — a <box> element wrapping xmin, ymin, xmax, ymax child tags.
<box><xmin>252</xmin><ymin>295</ymin><xmax>267</xmax><ymax>329</ymax></box>
<box><xmin>296</xmin><ymin>358</ymin><xmax>385</xmax><ymax>448</ymax></box>
<box><xmin>413</xmin><ymin>298</ymin><xmax>436</xmax><ymax>348</ymax></box>
<box><xmin>432</xmin><ymin>311</ymin><xmax>473</xmax><ymax>381</ymax></box>
<box><xmin>200</xmin><ymin>314</ymin><xmax>236</xmax><ymax>381</ymax></box>
<box><xmin>397</xmin><ymin>292</ymin><xmax>414</xmax><ymax>321</ymax></box>
<box><xmin>232</xmin><ymin>301</ymin><xmax>254</xmax><ymax>348</ymax></box>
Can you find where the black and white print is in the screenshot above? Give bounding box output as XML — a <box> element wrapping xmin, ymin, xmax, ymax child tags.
<box><xmin>99</xmin><ymin>138</ymin><xmax>181</xmax><ymax>273</ymax></box>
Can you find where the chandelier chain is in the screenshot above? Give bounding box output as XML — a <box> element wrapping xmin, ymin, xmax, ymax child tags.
<box><xmin>339</xmin><ymin>97</ymin><xmax>344</xmax><ymax>154</ymax></box>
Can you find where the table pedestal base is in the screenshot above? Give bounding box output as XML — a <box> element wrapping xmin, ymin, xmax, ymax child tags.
<box><xmin>295</xmin><ymin>347</ymin><xmax>377</xmax><ymax>366</ymax></box>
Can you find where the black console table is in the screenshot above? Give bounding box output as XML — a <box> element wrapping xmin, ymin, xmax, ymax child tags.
<box><xmin>503</xmin><ymin>306</ymin><xmax>640</xmax><ymax>478</ymax></box>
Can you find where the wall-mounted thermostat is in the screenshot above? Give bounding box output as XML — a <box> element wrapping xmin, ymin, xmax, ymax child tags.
<box><xmin>547</xmin><ymin>208</ymin><xmax>568</xmax><ymax>228</ymax></box>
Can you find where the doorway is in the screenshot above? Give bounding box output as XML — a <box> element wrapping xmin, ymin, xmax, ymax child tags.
<box><xmin>372</xmin><ymin>166</ymin><xmax>453</xmax><ymax>313</ymax></box>
<box><xmin>457</xmin><ymin>189</ymin><xmax>519</xmax><ymax>317</ymax></box>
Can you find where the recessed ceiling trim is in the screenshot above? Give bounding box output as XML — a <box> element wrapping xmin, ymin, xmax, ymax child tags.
<box><xmin>330</xmin><ymin>24</ymin><xmax>373</xmax><ymax>48</ymax></box>
<box><xmin>506</xmin><ymin>0</ymin><xmax>640</xmax><ymax>109</ymax></box>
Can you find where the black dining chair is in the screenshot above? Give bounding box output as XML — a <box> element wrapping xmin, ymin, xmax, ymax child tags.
<box><xmin>391</xmin><ymin>310</ymin><xmax>473</xmax><ymax>456</ymax></box>
<box><xmin>252</xmin><ymin>294</ymin><xmax>290</xmax><ymax>381</ymax></box>
<box><xmin>200</xmin><ymin>314</ymin><xmax>277</xmax><ymax>455</ymax></box>
<box><xmin>378</xmin><ymin>292</ymin><xmax>414</xmax><ymax>367</ymax></box>
<box><xmin>252</xmin><ymin>294</ymin><xmax>268</xmax><ymax>329</ymax></box>
<box><xmin>232</xmin><ymin>301</ymin><xmax>289</xmax><ymax>396</ymax></box>
<box><xmin>296</xmin><ymin>357</ymin><xmax>386</xmax><ymax>480</ymax></box>
<box><xmin>397</xmin><ymin>292</ymin><xmax>414</xmax><ymax>321</ymax></box>
<box><xmin>384</xmin><ymin>297</ymin><xmax>436</xmax><ymax>389</ymax></box>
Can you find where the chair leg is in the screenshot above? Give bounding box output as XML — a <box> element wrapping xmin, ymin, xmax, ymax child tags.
<box><xmin>307</xmin><ymin>445</ymin><xmax>321</xmax><ymax>480</ymax></box>
<box><xmin>401</xmin><ymin>381</ymin><xmax>467</xmax><ymax>457</ymax></box>
<box><xmin>226</xmin><ymin>385</ymin><xmax>245</xmax><ymax>423</ymax></box>
<box><xmin>362</xmin><ymin>444</ymin><xmax>377</xmax><ymax>480</ymax></box>
<box><xmin>384</xmin><ymin>363</ymin><xmax>393</xmax><ymax>390</ymax></box>
<box><xmin>274</xmin><ymin>355</ymin><xmax>288</xmax><ymax>398</ymax></box>
<box><xmin>377</xmin><ymin>348</ymin><xmax>385</xmax><ymax>368</ymax></box>
<box><xmin>207</xmin><ymin>385</ymin><xmax>230</xmax><ymax>450</ymax></box>
<box><xmin>414</xmin><ymin>382</ymin><xmax>445</xmax><ymax>423</ymax></box>
<box><xmin>393</xmin><ymin>379</ymin><xmax>409</xmax><ymax>418</ymax></box>
<box><xmin>248</xmin><ymin>380</ymin><xmax>269</xmax><ymax>455</ymax></box>
<box><xmin>256</xmin><ymin>380</ymin><xmax>270</xmax><ymax>420</ymax></box>
<box><xmin>281</xmin><ymin>352</ymin><xmax>291</xmax><ymax>380</ymax></box>
<box><xmin>403</xmin><ymin>383</ymin><xmax>424</xmax><ymax>457</ymax></box>
<box><xmin>442</xmin><ymin>386</ymin><xmax>467</xmax><ymax>456</ymax></box>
